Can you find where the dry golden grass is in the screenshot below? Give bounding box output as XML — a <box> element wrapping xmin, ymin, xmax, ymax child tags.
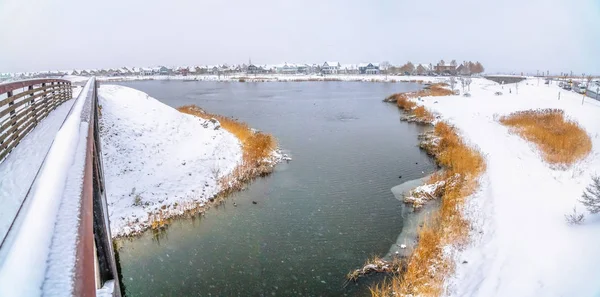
<box><xmin>395</xmin><ymin>94</ymin><xmax>417</xmax><ymax>110</ymax></box>
<box><xmin>371</xmin><ymin>121</ymin><xmax>485</xmax><ymax>297</ymax></box>
<box><xmin>413</xmin><ymin>106</ymin><xmax>434</xmax><ymax>122</ymax></box>
<box><xmin>412</xmin><ymin>83</ymin><xmax>454</xmax><ymax>98</ymax></box>
<box><xmin>387</xmin><ymin>83</ymin><xmax>453</xmax><ymax>114</ymax></box>
<box><xmin>499</xmin><ymin>109</ymin><xmax>591</xmax><ymax>166</ymax></box>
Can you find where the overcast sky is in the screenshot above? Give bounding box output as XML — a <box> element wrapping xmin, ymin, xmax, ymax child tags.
<box><xmin>1</xmin><ymin>0</ymin><xmax>599</xmax><ymax>74</ymax></box>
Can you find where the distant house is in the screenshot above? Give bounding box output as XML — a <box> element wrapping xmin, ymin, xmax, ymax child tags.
<box><xmin>276</xmin><ymin>63</ymin><xmax>300</xmax><ymax>75</ymax></box>
<box><xmin>358</xmin><ymin>63</ymin><xmax>380</xmax><ymax>75</ymax></box>
<box><xmin>415</xmin><ymin>63</ymin><xmax>433</xmax><ymax>75</ymax></box>
<box><xmin>456</xmin><ymin>64</ymin><xmax>470</xmax><ymax>76</ymax></box>
<box><xmin>196</xmin><ymin>66</ymin><xmax>208</xmax><ymax>74</ymax></box>
<box><xmin>140</xmin><ymin>68</ymin><xmax>153</xmax><ymax>76</ymax></box>
<box><xmin>119</xmin><ymin>67</ymin><xmax>132</xmax><ymax>76</ymax></box>
<box><xmin>157</xmin><ymin>66</ymin><xmax>170</xmax><ymax>75</ymax></box>
<box><xmin>322</xmin><ymin>62</ymin><xmax>340</xmax><ymax>74</ymax></box>
<box><xmin>297</xmin><ymin>64</ymin><xmax>309</xmax><ymax>74</ymax></box>
<box><xmin>219</xmin><ymin>65</ymin><xmax>234</xmax><ymax>74</ymax></box>
<box><xmin>340</xmin><ymin>64</ymin><xmax>359</xmax><ymax>75</ymax></box>
<box><xmin>434</xmin><ymin>62</ymin><xmax>457</xmax><ymax>75</ymax></box>
<box><xmin>247</xmin><ymin>64</ymin><xmax>266</xmax><ymax>75</ymax></box>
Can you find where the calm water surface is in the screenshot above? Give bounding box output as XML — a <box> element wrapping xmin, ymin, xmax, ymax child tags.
<box><xmin>111</xmin><ymin>81</ymin><xmax>436</xmax><ymax>296</ymax></box>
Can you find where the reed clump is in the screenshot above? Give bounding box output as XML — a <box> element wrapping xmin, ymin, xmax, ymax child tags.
<box><xmin>499</xmin><ymin>109</ymin><xmax>591</xmax><ymax>166</ymax></box>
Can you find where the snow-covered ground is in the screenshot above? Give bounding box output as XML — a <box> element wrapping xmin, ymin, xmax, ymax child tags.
<box><xmin>416</xmin><ymin>78</ymin><xmax>600</xmax><ymax>296</ymax></box>
<box><xmin>98</xmin><ymin>85</ymin><xmax>243</xmax><ymax>237</ymax></box>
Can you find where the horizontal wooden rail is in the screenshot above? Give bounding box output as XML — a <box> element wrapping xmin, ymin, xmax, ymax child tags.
<box><xmin>0</xmin><ymin>79</ymin><xmax>72</xmax><ymax>162</ymax></box>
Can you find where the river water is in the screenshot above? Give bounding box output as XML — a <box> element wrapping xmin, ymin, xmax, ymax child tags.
<box><xmin>110</xmin><ymin>80</ymin><xmax>436</xmax><ymax>296</ymax></box>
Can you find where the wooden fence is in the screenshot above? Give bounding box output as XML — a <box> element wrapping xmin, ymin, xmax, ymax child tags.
<box><xmin>0</xmin><ymin>79</ymin><xmax>72</xmax><ymax>161</ymax></box>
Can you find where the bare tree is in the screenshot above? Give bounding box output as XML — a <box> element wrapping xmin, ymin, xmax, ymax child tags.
<box><xmin>380</xmin><ymin>61</ymin><xmax>390</xmax><ymax>79</ymax></box>
<box><xmin>450</xmin><ymin>60</ymin><xmax>457</xmax><ymax>67</ymax></box>
<box><xmin>399</xmin><ymin>62</ymin><xmax>415</xmax><ymax>75</ymax></box>
<box><xmin>580</xmin><ymin>175</ymin><xmax>600</xmax><ymax>213</ymax></box>
<box><xmin>474</xmin><ymin>62</ymin><xmax>485</xmax><ymax>74</ymax></box>
<box><xmin>449</xmin><ymin>76</ymin><xmax>457</xmax><ymax>92</ymax></box>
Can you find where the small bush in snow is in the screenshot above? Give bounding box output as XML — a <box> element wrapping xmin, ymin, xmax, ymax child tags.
<box><xmin>565</xmin><ymin>206</ymin><xmax>585</xmax><ymax>225</ymax></box>
<box><xmin>133</xmin><ymin>194</ymin><xmax>142</xmax><ymax>206</ymax></box>
<box><xmin>580</xmin><ymin>175</ymin><xmax>600</xmax><ymax>213</ymax></box>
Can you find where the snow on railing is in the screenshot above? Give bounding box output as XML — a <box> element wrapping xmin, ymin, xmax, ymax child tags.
<box><xmin>0</xmin><ymin>78</ymin><xmax>120</xmax><ymax>297</ymax></box>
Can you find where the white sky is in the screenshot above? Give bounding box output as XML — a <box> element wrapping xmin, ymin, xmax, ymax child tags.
<box><xmin>1</xmin><ymin>0</ymin><xmax>599</xmax><ymax>74</ymax></box>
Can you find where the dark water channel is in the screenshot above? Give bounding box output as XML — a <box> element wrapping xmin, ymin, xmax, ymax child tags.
<box><xmin>110</xmin><ymin>80</ymin><xmax>436</xmax><ymax>296</ymax></box>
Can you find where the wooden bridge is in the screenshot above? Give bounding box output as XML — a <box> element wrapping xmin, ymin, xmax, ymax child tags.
<box><xmin>0</xmin><ymin>78</ymin><xmax>121</xmax><ymax>296</ymax></box>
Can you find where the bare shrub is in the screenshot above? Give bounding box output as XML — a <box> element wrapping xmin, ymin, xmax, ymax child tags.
<box><xmin>580</xmin><ymin>175</ymin><xmax>600</xmax><ymax>213</ymax></box>
<box><xmin>133</xmin><ymin>194</ymin><xmax>142</xmax><ymax>206</ymax></box>
<box><xmin>449</xmin><ymin>76</ymin><xmax>456</xmax><ymax>91</ymax></box>
<box><xmin>565</xmin><ymin>206</ymin><xmax>585</xmax><ymax>225</ymax></box>
<box><xmin>210</xmin><ymin>163</ymin><xmax>222</xmax><ymax>180</ymax></box>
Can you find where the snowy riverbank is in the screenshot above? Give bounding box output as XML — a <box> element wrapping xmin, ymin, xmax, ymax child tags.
<box><xmin>98</xmin><ymin>85</ymin><xmax>281</xmax><ymax>237</ymax></box>
<box><xmin>415</xmin><ymin>78</ymin><xmax>600</xmax><ymax>296</ymax></box>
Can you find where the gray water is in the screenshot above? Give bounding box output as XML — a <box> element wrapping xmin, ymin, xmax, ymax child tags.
<box><xmin>110</xmin><ymin>80</ymin><xmax>437</xmax><ymax>296</ymax></box>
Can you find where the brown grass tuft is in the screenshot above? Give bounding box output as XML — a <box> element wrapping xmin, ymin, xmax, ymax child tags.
<box><xmin>413</xmin><ymin>106</ymin><xmax>434</xmax><ymax>122</ymax></box>
<box><xmin>413</xmin><ymin>83</ymin><xmax>454</xmax><ymax>98</ymax></box>
<box><xmin>371</xmin><ymin>121</ymin><xmax>485</xmax><ymax>296</ymax></box>
<box><xmin>499</xmin><ymin>109</ymin><xmax>591</xmax><ymax>166</ymax></box>
<box><xmin>395</xmin><ymin>94</ymin><xmax>417</xmax><ymax>110</ymax></box>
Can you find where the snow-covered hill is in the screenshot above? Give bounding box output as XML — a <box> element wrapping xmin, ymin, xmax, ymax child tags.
<box><xmin>98</xmin><ymin>85</ymin><xmax>242</xmax><ymax>237</ymax></box>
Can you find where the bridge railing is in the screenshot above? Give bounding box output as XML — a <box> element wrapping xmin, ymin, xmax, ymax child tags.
<box><xmin>0</xmin><ymin>79</ymin><xmax>72</xmax><ymax>161</ymax></box>
<box><xmin>0</xmin><ymin>77</ymin><xmax>120</xmax><ymax>297</ymax></box>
